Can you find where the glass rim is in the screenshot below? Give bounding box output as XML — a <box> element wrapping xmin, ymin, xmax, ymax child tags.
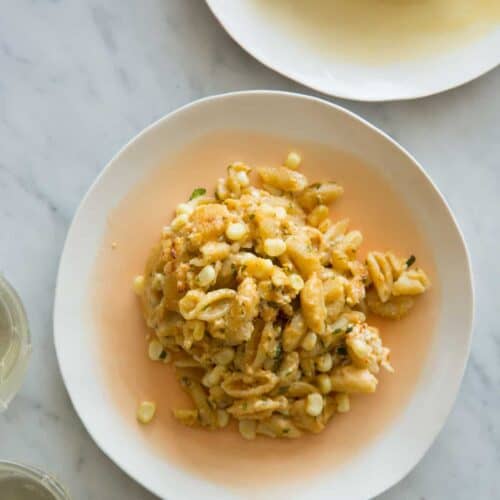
<box><xmin>0</xmin><ymin>460</ymin><xmax>70</xmax><ymax>499</ymax></box>
<box><xmin>0</xmin><ymin>273</ymin><xmax>31</xmax><ymax>410</ymax></box>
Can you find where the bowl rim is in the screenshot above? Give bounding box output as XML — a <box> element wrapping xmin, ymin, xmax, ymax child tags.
<box><xmin>204</xmin><ymin>0</ymin><xmax>499</xmax><ymax>102</ymax></box>
<box><xmin>53</xmin><ymin>90</ymin><xmax>474</xmax><ymax>500</ymax></box>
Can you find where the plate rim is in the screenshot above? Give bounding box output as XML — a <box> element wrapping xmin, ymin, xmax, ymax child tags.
<box><xmin>205</xmin><ymin>0</ymin><xmax>499</xmax><ymax>102</ymax></box>
<box><xmin>53</xmin><ymin>90</ymin><xmax>475</xmax><ymax>500</ymax></box>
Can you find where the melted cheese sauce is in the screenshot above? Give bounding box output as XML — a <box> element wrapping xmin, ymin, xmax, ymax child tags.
<box><xmin>92</xmin><ymin>131</ymin><xmax>440</xmax><ymax>490</ymax></box>
<box><xmin>253</xmin><ymin>0</ymin><xmax>500</xmax><ymax>63</ymax></box>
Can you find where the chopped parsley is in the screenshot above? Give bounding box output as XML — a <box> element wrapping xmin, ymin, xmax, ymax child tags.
<box><xmin>310</xmin><ymin>182</ymin><xmax>321</xmax><ymax>189</ymax></box>
<box><xmin>345</xmin><ymin>326</ymin><xmax>353</xmax><ymax>333</ymax></box>
<box><xmin>278</xmin><ymin>386</ymin><xmax>289</xmax><ymax>395</ymax></box>
<box><xmin>333</xmin><ymin>328</ymin><xmax>343</xmax><ymax>334</ymax></box>
<box><xmin>274</xmin><ymin>344</ymin><xmax>283</xmax><ymax>360</ymax></box>
<box><xmin>189</xmin><ymin>187</ymin><xmax>206</xmax><ymax>200</ymax></box>
<box><xmin>273</xmin><ymin>344</ymin><xmax>284</xmax><ymax>371</ymax></box>
<box><xmin>159</xmin><ymin>350</ymin><xmax>167</xmax><ymax>360</ymax></box>
<box><xmin>337</xmin><ymin>346</ymin><xmax>348</xmax><ymax>356</ymax></box>
<box><xmin>268</xmin><ymin>301</ymin><xmax>280</xmax><ymax>309</ymax></box>
<box><xmin>406</xmin><ymin>255</ymin><xmax>416</xmax><ymax>268</ymax></box>
<box><xmin>282</xmin><ymin>428</ymin><xmax>290</xmax><ymax>434</ymax></box>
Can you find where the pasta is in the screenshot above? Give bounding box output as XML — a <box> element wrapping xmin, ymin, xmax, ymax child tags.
<box><xmin>134</xmin><ymin>152</ymin><xmax>431</xmax><ymax>439</ymax></box>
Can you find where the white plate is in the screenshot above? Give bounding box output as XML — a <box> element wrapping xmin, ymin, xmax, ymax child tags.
<box><xmin>206</xmin><ymin>0</ymin><xmax>500</xmax><ymax>101</ymax></box>
<box><xmin>54</xmin><ymin>91</ymin><xmax>474</xmax><ymax>499</ymax></box>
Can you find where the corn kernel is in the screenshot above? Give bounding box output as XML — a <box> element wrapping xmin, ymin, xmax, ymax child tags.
<box><xmin>151</xmin><ymin>273</ymin><xmax>164</xmax><ymax>291</ymax></box>
<box><xmin>133</xmin><ymin>275</ymin><xmax>145</xmax><ymax>295</ymax></box>
<box><xmin>301</xmin><ymin>331</ymin><xmax>317</xmax><ymax>351</ymax></box>
<box><xmin>264</xmin><ymin>238</ymin><xmax>286</xmax><ymax>257</ymax></box>
<box><xmin>239</xmin><ymin>419</ymin><xmax>257</xmax><ymax>440</ymax></box>
<box><xmin>216</xmin><ymin>178</ymin><xmax>229</xmax><ymax>200</ymax></box>
<box><xmin>271</xmin><ymin>268</ymin><xmax>288</xmax><ymax>287</ymax></box>
<box><xmin>197</xmin><ymin>265</ymin><xmax>216</xmax><ymax>288</ymax></box>
<box><xmin>175</xmin><ymin>203</ymin><xmax>194</xmax><ymax>216</ymax></box>
<box><xmin>317</xmin><ymin>374</ymin><xmax>332</xmax><ymax>394</ymax></box>
<box><xmin>171</xmin><ymin>213</ymin><xmax>189</xmax><ymax>231</ymax></box>
<box><xmin>348</xmin><ymin>337</ymin><xmax>371</xmax><ymax>360</ymax></box>
<box><xmin>202</xmin><ymin>365</ymin><xmax>226</xmax><ymax>388</ymax></box>
<box><xmin>288</xmin><ymin>273</ymin><xmax>304</xmax><ymax>292</ymax></box>
<box><xmin>217</xmin><ymin>409</ymin><xmax>230</xmax><ymax>428</ymax></box>
<box><xmin>330</xmin><ymin>316</ymin><xmax>349</xmax><ymax>333</ymax></box>
<box><xmin>306</xmin><ymin>393</ymin><xmax>324</xmax><ymax>417</ymax></box>
<box><xmin>213</xmin><ymin>347</ymin><xmax>235</xmax><ymax>365</ymax></box>
<box><xmin>307</xmin><ymin>205</ymin><xmax>329</xmax><ymax>227</ymax></box>
<box><xmin>148</xmin><ymin>339</ymin><xmax>165</xmax><ymax>361</ymax></box>
<box><xmin>284</xmin><ymin>151</ymin><xmax>301</xmax><ymax>170</ymax></box>
<box><xmin>226</xmin><ymin>222</ymin><xmax>247</xmax><ymax>241</ymax></box>
<box><xmin>235</xmin><ymin>171</ymin><xmax>250</xmax><ymax>187</ymax></box>
<box><xmin>246</xmin><ymin>257</ymin><xmax>274</xmax><ymax>279</ymax></box>
<box><xmin>318</xmin><ymin>219</ymin><xmax>331</xmax><ymax>233</ymax></box>
<box><xmin>137</xmin><ymin>401</ymin><xmax>156</xmax><ymax>424</ymax></box>
<box><xmin>335</xmin><ymin>393</ymin><xmax>350</xmax><ymax>413</ymax></box>
<box><xmin>316</xmin><ymin>353</ymin><xmax>333</xmax><ymax>372</ymax></box>
<box><xmin>274</xmin><ymin>206</ymin><xmax>287</xmax><ymax>219</ymax></box>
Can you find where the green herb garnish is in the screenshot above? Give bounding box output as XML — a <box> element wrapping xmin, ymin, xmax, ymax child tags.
<box><xmin>268</xmin><ymin>301</ymin><xmax>280</xmax><ymax>309</ymax></box>
<box><xmin>189</xmin><ymin>187</ymin><xmax>206</xmax><ymax>200</ymax></box>
<box><xmin>345</xmin><ymin>326</ymin><xmax>353</xmax><ymax>333</ymax></box>
<box><xmin>406</xmin><ymin>255</ymin><xmax>416</xmax><ymax>268</ymax></box>
<box><xmin>273</xmin><ymin>344</ymin><xmax>284</xmax><ymax>371</ymax></box>
<box><xmin>333</xmin><ymin>328</ymin><xmax>343</xmax><ymax>334</ymax></box>
<box><xmin>337</xmin><ymin>346</ymin><xmax>348</xmax><ymax>356</ymax></box>
<box><xmin>310</xmin><ymin>182</ymin><xmax>321</xmax><ymax>189</ymax></box>
<box><xmin>278</xmin><ymin>386</ymin><xmax>289</xmax><ymax>395</ymax></box>
<box><xmin>274</xmin><ymin>344</ymin><xmax>283</xmax><ymax>360</ymax></box>
<box><xmin>282</xmin><ymin>428</ymin><xmax>290</xmax><ymax>434</ymax></box>
<box><xmin>159</xmin><ymin>350</ymin><xmax>167</xmax><ymax>360</ymax></box>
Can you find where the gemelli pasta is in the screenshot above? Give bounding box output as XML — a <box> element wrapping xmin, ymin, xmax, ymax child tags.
<box><xmin>134</xmin><ymin>152</ymin><xmax>430</xmax><ymax>438</ymax></box>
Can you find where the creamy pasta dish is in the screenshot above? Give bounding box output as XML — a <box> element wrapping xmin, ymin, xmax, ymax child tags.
<box><xmin>133</xmin><ymin>152</ymin><xmax>430</xmax><ymax>439</ymax></box>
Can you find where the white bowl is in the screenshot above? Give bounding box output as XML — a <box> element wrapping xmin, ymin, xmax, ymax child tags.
<box><xmin>206</xmin><ymin>0</ymin><xmax>500</xmax><ymax>101</ymax></box>
<box><xmin>54</xmin><ymin>91</ymin><xmax>473</xmax><ymax>499</ymax></box>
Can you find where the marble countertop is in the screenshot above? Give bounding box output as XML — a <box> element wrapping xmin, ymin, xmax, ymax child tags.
<box><xmin>1</xmin><ymin>1</ymin><xmax>498</xmax><ymax>499</ymax></box>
